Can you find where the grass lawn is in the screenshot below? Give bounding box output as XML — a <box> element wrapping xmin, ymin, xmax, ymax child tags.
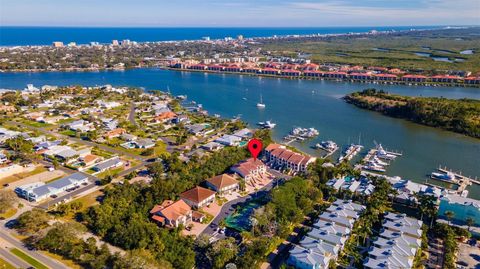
<box><xmin>10</xmin><ymin>248</ymin><xmax>49</xmax><ymax>269</ymax></box>
<box><xmin>60</xmin><ymin>129</ymin><xmax>77</xmax><ymax>137</ymax></box>
<box><xmin>0</xmin><ymin>208</ymin><xmax>17</xmax><ymax>219</ymax></box>
<box><xmin>72</xmin><ymin>189</ymin><xmax>103</xmax><ymax>210</ymax></box>
<box><xmin>41</xmin><ymin>251</ymin><xmax>82</xmax><ymax>269</ymax></box>
<box><xmin>0</xmin><ymin>257</ymin><xmax>15</xmax><ymax>269</ymax></box>
<box><xmin>199</xmin><ymin>211</ymin><xmax>214</xmax><ymax>224</ymax></box>
<box><xmin>20</xmin><ymin>119</ymin><xmax>52</xmax><ymax>129</ymax></box>
<box><xmin>95</xmin><ymin>167</ymin><xmax>123</xmax><ymax>179</ymax></box>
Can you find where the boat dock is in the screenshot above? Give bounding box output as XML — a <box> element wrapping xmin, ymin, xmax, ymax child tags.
<box><xmin>436</xmin><ymin>166</ymin><xmax>479</xmax><ymax>194</ymax></box>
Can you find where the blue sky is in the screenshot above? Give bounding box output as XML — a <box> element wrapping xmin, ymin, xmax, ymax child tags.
<box><xmin>0</xmin><ymin>0</ymin><xmax>478</xmax><ymax>27</ymax></box>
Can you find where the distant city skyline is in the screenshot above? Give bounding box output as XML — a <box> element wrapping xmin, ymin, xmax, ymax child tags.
<box><xmin>0</xmin><ymin>0</ymin><xmax>479</xmax><ymax>27</ymax></box>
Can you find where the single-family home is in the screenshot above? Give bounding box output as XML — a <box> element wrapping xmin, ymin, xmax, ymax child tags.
<box><xmin>103</xmin><ymin>128</ymin><xmax>126</xmax><ymax>139</ymax></box>
<box><xmin>154</xmin><ymin>111</ymin><xmax>177</xmax><ymax>123</ymax></box>
<box><xmin>205</xmin><ymin>174</ymin><xmax>239</xmax><ymax>194</ymax></box>
<box><xmin>135</xmin><ymin>138</ymin><xmax>155</xmax><ymax>149</ymax></box>
<box><xmin>215</xmin><ymin>134</ymin><xmax>242</xmax><ymax>146</ymax></box>
<box><xmin>91</xmin><ymin>157</ymin><xmax>123</xmax><ymax>173</ymax></box>
<box><xmin>80</xmin><ymin>154</ymin><xmax>103</xmax><ymax>166</ymax></box>
<box><xmin>150</xmin><ymin>200</ymin><xmax>193</xmax><ymax>228</ymax></box>
<box><xmin>179</xmin><ymin>186</ymin><xmax>216</xmax><ymax>209</ymax></box>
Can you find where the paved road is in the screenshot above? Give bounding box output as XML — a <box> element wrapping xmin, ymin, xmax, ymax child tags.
<box><xmin>201</xmin><ymin>169</ymin><xmax>289</xmax><ymax>237</ymax></box>
<box><xmin>128</xmin><ymin>102</ymin><xmax>136</xmax><ymax>126</ymax></box>
<box><xmin>0</xmin><ymin>247</ymin><xmax>31</xmax><ymax>268</ymax></box>
<box><xmin>0</xmin><ymin>229</ymin><xmax>68</xmax><ymax>269</ymax></box>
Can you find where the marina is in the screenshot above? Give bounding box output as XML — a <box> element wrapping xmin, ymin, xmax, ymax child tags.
<box><xmin>337</xmin><ymin>143</ymin><xmax>363</xmax><ymax>163</ymax></box>
<box><xmin>314</xmin><ymin>141</ymin><xmax>339</xmax><ymax>158</ymax></box>
<box><xmin>357</xmin><ymin>143</ymin><xmax>402</xmax><ymax>173</ymax></box>
<box><xmin>428</xmin><ymin>166</ymin><xmax>480</xmax><ymax>197</ymax></box>
<box><xmin>284</xmin><ymin>127</ymin><xmax>319</xmax><ymax>145</ymax></box>
<box><xmin>0</xmin><ymin>68</ymin><xmax>478</xmax><ymax>197</ymax></box>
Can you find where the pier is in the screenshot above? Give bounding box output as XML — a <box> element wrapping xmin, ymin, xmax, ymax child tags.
<box><xmin>435</xmin><ymin>166</ymin><xmax>479</xmax><ymax>195</ymax></box>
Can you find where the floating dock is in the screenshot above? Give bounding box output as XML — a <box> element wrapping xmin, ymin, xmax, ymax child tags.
<box><xmin>435</xmin><ymin>166</ymin><xmax>479</xmax><ymax>194</ymax></box>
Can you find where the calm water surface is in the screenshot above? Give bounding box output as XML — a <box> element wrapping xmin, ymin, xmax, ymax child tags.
<box><xmin>1</xmin><ymin>69</ymin><xmax>479</xmax><ymax>196</ymax></box>
<box><xmin>0</xmin><ymin>26</ymin><xmax>438</xmax><ymax>46</ymax></box>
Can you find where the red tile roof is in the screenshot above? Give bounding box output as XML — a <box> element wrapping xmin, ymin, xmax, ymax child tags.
<box><xmin>180</xmin><ymin>186</ymin><xmax>216</xmax><ymax>204</ymax></box>
<box><xmin>150</xmin><ymin>199</ymin><xmax>191</xmax><ymax>223</ymax></box>
<box><xmin>206</xmin><ymin>174</ymin><xmax>238</xmax><ymax>190</ymax></box>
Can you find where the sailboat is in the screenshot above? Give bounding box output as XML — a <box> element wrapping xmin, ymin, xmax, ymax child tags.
<box><xmin>257</xmin><ymin>94</ymin><xmax>266</xmax><ymax>108</ymax></box>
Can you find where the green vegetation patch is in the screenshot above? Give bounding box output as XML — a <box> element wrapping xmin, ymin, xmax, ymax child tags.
<box><xmin>345</xmin><ymin>88</ymin><xmax>480</xmax><ymax>138</ymax></box>
<box><xmin>0</xmin><ymin>257</ymin><xmax>16</xmax><ymax>269</ymax></box>
<box><xmin>10</xmin><ymin>248</ymin><xmax>49</xmax><ymax>269</ymax></box>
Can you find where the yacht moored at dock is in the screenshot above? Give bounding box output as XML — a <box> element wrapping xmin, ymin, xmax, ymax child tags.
<box><xmin>257</xmin><ymin>120</ymin><xmax>276</xmax><ymax>129</ymax></box>
<box><xmin>315</xmin><ymin>141</ymin><xmax>338</xmax><ymax>153</ymax></box>
<box><xmin>338</xmin><ymin>143</ymin><xmax>363</xmax><ymax>163</ymax></box>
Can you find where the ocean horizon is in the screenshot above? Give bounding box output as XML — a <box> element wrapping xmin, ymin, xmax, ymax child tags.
<box><xmin>0</xmin><ymin>25</ymin><xmax>444</xmax><ymax>46</ymax></box>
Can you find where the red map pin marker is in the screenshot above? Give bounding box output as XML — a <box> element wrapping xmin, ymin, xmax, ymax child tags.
<box><xmin>247</xmin><ymin>138</ymin><xmax>263</xmax><ymax>161</ymax></box>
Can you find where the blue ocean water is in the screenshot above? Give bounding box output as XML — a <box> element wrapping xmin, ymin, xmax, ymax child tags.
<box><xmin>0</xmin><ymin>26</ymin><xmax>439</xmax><ymax>46</ymax></box>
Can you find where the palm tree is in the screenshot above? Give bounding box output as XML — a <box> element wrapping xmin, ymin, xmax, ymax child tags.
<box><xmin>466</xmin><ymin>217</ymin><xmax>474</xmax><ymax>232</ymax></box>
<box><xmin>444</xmin><ymin>210</ymin><xmax>454</xmax><ymax>225</ymax></box>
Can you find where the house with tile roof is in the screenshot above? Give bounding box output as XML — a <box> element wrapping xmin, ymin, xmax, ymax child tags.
<box><xmin>150</xmin><ymin>200</ymin><xmax>192</xmax><ymax>228</ymax></box>
<box><xmin>180</xmin><ymin>186</ymin><xmax>216</xmax><ymax>209</ymax></box>
<box><xmin>205</xmin><ymin>174</ymin><xmax>239</xmax><ymax>195</ymax></box>
<box><xmin>230</xmin><ymin>158</ymin><xmax>267</xmax><ymax>182</ymax></box>
<box><xmin>264</xmin><ymin>143</ymin><xmax>316</xmax><ymax>173</ymax></box>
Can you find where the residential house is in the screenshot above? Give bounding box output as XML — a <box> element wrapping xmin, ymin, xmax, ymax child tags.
<box><xmin>215</xmin><ymin>134</ymin><xmax>242</xmax><ymax>146</ymax></box>
<box><xmin>150</xmin><ymin>200</ymin><xmax>193</xmax><ymax>228</ymax></box>
<box><xmin>154</xmin><ymin>111</ymin><xmax>177</xmax><ymax>123</ymax></box>
<box><xmin>287</xmin><ymin>245</ymin><xmax>332</xmax><ymax>269</ymax></box>
<box><xmin>364</xmin><ymin>214</ymin><xmax>422</xmax><ymax>269</ymax></box>
<box><xmin>179</xmin><ymin>186</ymin><xmax>216</xmax><ymax>209</ymax></box>
<box><xmin>230</xmin><ymin>158</ymin><xmax>267</xmax><ymax>182</ymax></box>
<box><xmin>103</xmin><ymin>128</ymin><xmax>126</xmax><ymax>139</ymax></box>
<box><xmin>264</xmin><ymin>144</ymin><xmax>316</xmax><ymax>173</ymax></box>
<box><xmin>91</xmin><ymin>157</ymin><xmax>123</xmax><ymax>173</ymax></box>
<box><xmin>201</xmin><ymin>142</ymin><xmax>224</xmax><ymax>152</ymax></box>
<box><xmin>232</xmin><ymin>128</ymin><xmax>253</xmax><ymax>139</ymax></box>
<box><xmin>80</xmin><ymin>154</ymin><xmax>103</xmax><ymax>166</ymax></box>
<box><xmin>68</xmin><ymin>120</ymin><xmax>93</xmax><ymax>132</ymax></box>
<box><xmin>135</xmin><ymin>138</ymin><xmax>155</xmax><ymax>149</ymax></box>
<box><xmin>205</xmin><ymin>174</ymin><xmax>239</xmax><ymax>194</ymax></box>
